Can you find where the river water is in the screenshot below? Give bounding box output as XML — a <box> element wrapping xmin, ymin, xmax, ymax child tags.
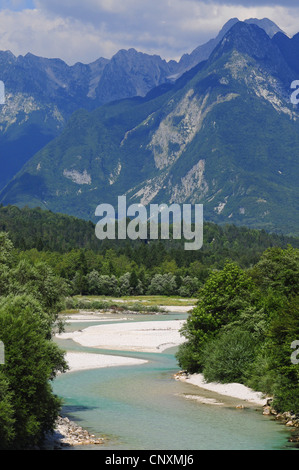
<box><xmin>53</xmin><ymin>313</ymin><xmax>296</xmax><ymax>451</ymax></box>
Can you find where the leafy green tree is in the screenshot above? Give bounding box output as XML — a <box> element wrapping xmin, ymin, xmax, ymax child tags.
<box><xmin>72</xmin><ymin>271</ymin><xmax>88</xmax><ymax>296</ymax></box>
<box><xmin>179</xmin><ymin>276</ymin><xmax>200</xmax><ymax>297</ymax></box>
<box><xmin>97</xmin><ymin>275</ymin><xmax>119</xmax><ymax>296</ymax></box>
<box><xmin>177</xmin><ymin>262</ymin><xmax>261</xmax><ymax>372</ymax></box>
<box><xmin>130</xmin><ymin>270</ymin><xmax>139</xmax><ymax>295</ymax></box>
<box><xmin>7</xmin><ymin>259</ymin><xmax>68</xmax><ymax>334</ymax></box>
<box><xmin>248</xmin><ymin>295</ymin><xmax>299</xmax><ymax>412</ymax></box>
<box><xmin>118</xmin><ymin>273</ymin><xmax>131</xmax><ymax>296</ymax></box>
<box><xmin>201</xmin><ymin>328</ymin><xmax>257</xmax><ymax>383</ymax></box>
<box><xmin>0</xmin><ymin>233</ymin><xmax>69</xmax><ymax>448</ymax></box>
<box><xmin>0</xmin><ymin>372</ymin><xmax>15</xmax><ymax>449</ymax></box>
<box><xmin>147</xmin><ymin>273</ymin><xmax>177</xmax><ymax>296</ymax></box>
<box><xmin>86</xmin><ymin>270</ymin><xmax>101</xmax><ymax>295</ymax></box>
<box><xmin>0</xmin><ymin>295</ymin><xmax>68</xmax><ymax>449</ymax></box>
<box><xmin>250</xmin><ymin>246</ymin><xmax>299</xmax><ymax>297</ymax></box>
<box><xmin>0</xmin><ymin>232</ymin><xmax>14</xmax><ymax>267</ymax></box>
<box><xmin>247</xmin><ymin>246</ymin><xmax>299</xmax><ymax>411</ymax></box>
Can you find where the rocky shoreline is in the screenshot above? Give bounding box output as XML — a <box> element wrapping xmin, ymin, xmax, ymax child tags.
<box><xmin>49</xmin><ymin>407</ymin><xmax>299</xmax><ymax>450</ymax></box>
<box><xmin>263</xmin><ymin>400</ymin><xmax>299</xmax><ymax>445</ymax></box>
<box><xmin>41</xmin><ymin>416</ymin><xmax>105</xmax><ymax>450</ymax></box>
<box><xmin>39</xmin><ymin>407</ymin><xmax>299</xmax><ymax>450</ymax></box>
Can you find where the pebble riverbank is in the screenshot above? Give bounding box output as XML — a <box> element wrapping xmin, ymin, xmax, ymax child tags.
<box><xmin>41</xmin><ymin>416</ymin><xmax>105</xmax><ymax>450</ymax></box>
<box><xmin>263</xmin><ymin>401</ymin><xmax>299</xmax><ymax>444</ymax></box>
<box><xmin>42</xmin><ymin>408</ymin><xmax>298</xmax><ymax>450</ymax></box>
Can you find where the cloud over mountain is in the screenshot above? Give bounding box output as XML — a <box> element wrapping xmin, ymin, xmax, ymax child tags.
<box><xmin>0</xmin><ymin>1</ymin><xmax>299</xmax><ymax>64</ymax></box>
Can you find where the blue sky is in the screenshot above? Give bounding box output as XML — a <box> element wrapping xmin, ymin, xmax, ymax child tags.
<box><xmin>0</xmin><ymin>1</ymin><xmax>299</xmax><ymax>64</ymax></box>
<box><xmin>1</xmin><ymin>1</ymin><xmax>35</xmax><ymax>10</ymax></box>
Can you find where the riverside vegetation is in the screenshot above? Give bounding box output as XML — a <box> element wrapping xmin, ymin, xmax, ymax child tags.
<box><xmin>0</xmin><ymin>205</ymin><xmax>298</xmax><ymax>449</ymax></box>
<box><xmin>176</xmin><ymin>246</ymin><xmax>299</xmax><ymax>415</ymax></box>
<box><xmin>0</xmin><ymin>232</ymin><xmax>68</xmax><ymax>449</ymax></box>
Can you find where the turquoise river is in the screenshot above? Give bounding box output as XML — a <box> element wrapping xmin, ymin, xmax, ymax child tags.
<box><xmin>53</xmin><ymin>313</ymin><xmax>297</xmax><ymax>451</ymax></box>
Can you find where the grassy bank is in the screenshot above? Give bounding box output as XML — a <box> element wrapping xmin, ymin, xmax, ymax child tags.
<box><xmin>60</xmin><ymin>295</ymin><xmax>196</xmax><ymax>315</ymax></box>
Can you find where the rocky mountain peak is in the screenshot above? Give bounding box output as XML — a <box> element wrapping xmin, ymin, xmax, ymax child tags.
<box><xmin>244</xmin><ymin>18</ymin><xmax>284</xmax><ymax>38</ymax></box>
<box><xmin>210</xmin><ymin>21</ymin><xmax>296</xmax><ymax>87</ymax></box>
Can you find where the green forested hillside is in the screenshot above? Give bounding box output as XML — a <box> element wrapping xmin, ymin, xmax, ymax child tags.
<box><xmin>0</xmin><ymin>205</ymin><xmax>298</xmax><ymax>298</ymax></box>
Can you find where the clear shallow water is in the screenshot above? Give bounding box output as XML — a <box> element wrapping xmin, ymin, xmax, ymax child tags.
<box><xmin>53</xmin><ymin>314</ymin><xmax>296</xmax><ymax>451</ymax></box>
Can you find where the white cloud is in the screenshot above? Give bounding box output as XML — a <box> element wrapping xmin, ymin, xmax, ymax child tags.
<box><xmin>0</xmin><ymin>1</ymin><xmax>299</xmax><ymax>64</ymax></box>
<box><xmin>0</xmin><ymin>8</ymin><xmax>118</xmax><ymax>63</ymax></box>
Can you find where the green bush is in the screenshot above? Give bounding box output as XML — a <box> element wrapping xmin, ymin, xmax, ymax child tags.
<box><xmin>201</xmin><ymin>328</ymin><xmax>257</xmax><ymax>384</ymax></box>
<box><xmin>175</xmin><ymin>341</ymin><xmax>202</xmax><ymax>374</ymax></box>
<box><xmin>177</xmin><ymin>262</ymin><xmax>262</xmax><ymax>371</ymax></box>
<box><xmin>0</xmin><ymin>372</ymin><xmax>15</xmax><ymax>449</ymax></box>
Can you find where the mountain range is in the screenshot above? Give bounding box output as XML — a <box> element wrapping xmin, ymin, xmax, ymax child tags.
<box><xmin>0</xmin><ymin>18</ymin><xmax>298</xmax><ymax>236</ymax></box>
<box><xmin>0</xmin><ymin>17</ymin><xmax>284</xmax><ymax>190</ymax></box>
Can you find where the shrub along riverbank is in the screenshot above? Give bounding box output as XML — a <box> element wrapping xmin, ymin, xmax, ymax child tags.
<box><xmin>176</xmin><ymin>246</ymin><xmax>299</xmax><ymax>415</ymax></box>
